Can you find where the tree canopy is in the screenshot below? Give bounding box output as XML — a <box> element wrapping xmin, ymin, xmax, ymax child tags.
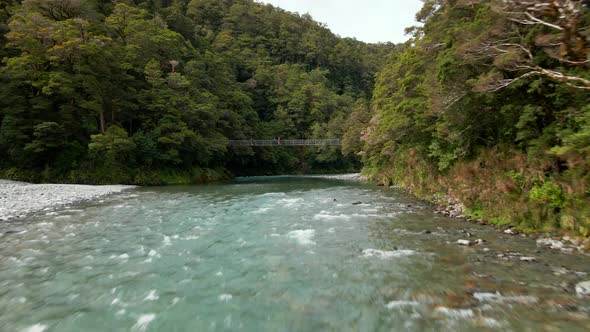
<box><xmin>0</xmin><ymin>0</ymin><xmax>395</xmax><ymax>182</ymax></box>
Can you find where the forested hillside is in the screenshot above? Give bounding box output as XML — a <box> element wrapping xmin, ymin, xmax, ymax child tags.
<box><xmin>2</xmin><ymin>0</ymin><xmax>590</xmax><ymax>236</ymax></box>
<box><xmin>350</xmin><ymin>0</ymin><xmax>590</xmax><ymax>236</ymax></box>
<box><xmin>0</xmin><ymin>0</ymin><xmax>394</xmax><ymax>183</ymax></box>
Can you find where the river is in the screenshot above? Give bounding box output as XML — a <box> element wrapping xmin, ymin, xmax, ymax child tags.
<box><xmin>1</xmin><ymin>175</ymin><xmax>589</xmax><ymax>331</ymax></box>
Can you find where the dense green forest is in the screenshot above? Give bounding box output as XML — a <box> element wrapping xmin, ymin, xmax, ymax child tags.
<box><xmin>1</xmin><ymin>0</ymin><xmax>590</xmax><ymax>235</ymax></box>
<box><xmin>347</xmin><ymin>0</ymin><xmax>590</xmax><ymax>237</ymax></box>
<box><xmin>0</xmin><ymin>0</ymin><xmax>394</xmax><ymax>183</ymax></box>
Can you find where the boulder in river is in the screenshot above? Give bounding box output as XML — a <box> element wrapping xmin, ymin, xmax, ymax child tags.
<box><xmin>3</xmin><ymin>228</ymin><xmax>25</xmax><ymax>235</ymax></box>
<box><xmin>575</xmin><ymin>281</ymin><xmax>590</xmax><ymax>296</ymax></box>
<box><xmin>504</xmin><ymin>228</ymin><xmax>517</xmax><ymax>235</ymax></box>
<box><xmin>537</xmin><ymin>238</ymin><xmax>575</xmax><ymax>253</ymax></box>
<box><xmin>537</xmin><ymin>238</ymin><xmax>565</xmax><ymax>249</ymax></box>
<box><xmin>457</xmin><ymin>239</ymin><xmax>472</xmax><ymax>246</ymax></box>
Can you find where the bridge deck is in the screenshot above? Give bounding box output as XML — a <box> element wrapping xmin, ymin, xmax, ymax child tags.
<box><xmin>229</xmin><ymin>139</ymin><xmax>340</xmax><ymax>147</ymax></box>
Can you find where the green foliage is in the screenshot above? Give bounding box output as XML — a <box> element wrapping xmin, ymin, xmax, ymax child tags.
<box><xmin>24</xmin><ymin>122</ymin><xmax>64</xmax><ymax>154</ymax></box>
<box><xmin>529</xmin><ymin>181</ymin><xmax>568</xmax><ymax>210</ymax></box>
<box><xmin>464</xmin><ymin>208</ymin><xmax>484</xmax><ymax>220</ymax></box>
<box><xmin>358</xmin><ymin>0</ymin><xmax>590</xmax><ymax>236</ymax></box>
<box><xmin>506</xmin><ymin>170</ymin><xmax>525</xmax><ymax>191</ymax></box>
<box><xmin>0</xmin><ymin>0</ymin><xmax>392</xmax><ymax>180</ymax></box>
<box><xmin>428</xmin><ymin>141</ymin><xmax>461</xmax><ymax>172</ymax></box>
<box><xmin>341</xmin><ymin>100</ymin><xmax>370</xmax><ymax>157</ymax></box>
<box><xmin>88</xmin><ymin>126</ymin><xmax>136</xmax><ymax>165</ymax></box>
<box><xmin>551</xmin><ymin>105</ymin><xmax>590</xmax><ymax>156</ymax></box>
<box><xmin>515</xmin><ymin>105</ymin><xmax>545</xmax><ymax>145</ymax></box>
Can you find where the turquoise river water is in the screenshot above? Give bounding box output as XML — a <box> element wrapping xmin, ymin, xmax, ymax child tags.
<box><xmin>1</xmin><ymin>175</ymin><xmax>590</xmax><ymax>331</ymax></box>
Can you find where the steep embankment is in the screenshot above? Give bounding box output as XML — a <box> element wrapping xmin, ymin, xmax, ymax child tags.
<box><xmin>349</xmin><ymin>1</ymin><xmax>590</xmax><ymax>237</ymax></box>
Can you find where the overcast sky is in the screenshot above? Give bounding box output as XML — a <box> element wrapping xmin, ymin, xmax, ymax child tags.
<box><xmin>256</xmin><ymin>0</ymin><xmax>424</xmax><ymax>43</ymax></box>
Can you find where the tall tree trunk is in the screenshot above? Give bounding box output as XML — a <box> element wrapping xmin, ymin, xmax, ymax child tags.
<box><xmin>99</xmin><ymin>111</ymin><xmax>105</xmax><ymax>134</ymax></box>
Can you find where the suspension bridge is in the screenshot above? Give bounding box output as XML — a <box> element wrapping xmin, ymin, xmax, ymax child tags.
<box><xmin>229</xmin><ymin>139</ymin><xmax>341</xmax><ymax>147</ymax></box>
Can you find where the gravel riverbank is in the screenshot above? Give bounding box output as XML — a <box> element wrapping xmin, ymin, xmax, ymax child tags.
<box><xmin>0</xmin><ymin>180</ymin><xmax>136</xmax><ymax>221</ymax></box>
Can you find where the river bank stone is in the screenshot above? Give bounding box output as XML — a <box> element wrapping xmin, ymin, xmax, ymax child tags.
<box><xmin>536</xmin><ymin>238</ymin><xmax>579</xmax><ymax>254</ymax></box>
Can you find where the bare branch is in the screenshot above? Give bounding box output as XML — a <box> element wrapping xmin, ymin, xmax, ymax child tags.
<box><xmin>497</xmin><ymin>0</ymin><xmax>588</xmax><ymax>65</ymax></box>
<box><xmin>535</xmin><ymin>67</ymin><xmax>590</xmax><ymax>89</ymax></box>
<box><xmin>523</xmin><ymin>11</ymin><xmax>565</xmax><ymax>30</ymax></box>
<box><xmin>467</xmin><ymin>0</ymin><xmax>590</xmax><ymax>92</ymax></box>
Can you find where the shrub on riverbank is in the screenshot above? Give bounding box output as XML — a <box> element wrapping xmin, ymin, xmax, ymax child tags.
<box><xmin>365</xmin><ymin>146</ymin><xmax>590</xmax><ymax>237</ymax></box>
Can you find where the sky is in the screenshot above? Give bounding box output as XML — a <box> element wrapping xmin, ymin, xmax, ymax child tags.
<box><xmin>256</xmin><ymin>0</ymin><xmax>424</xmax><ymax>44</ymax></box>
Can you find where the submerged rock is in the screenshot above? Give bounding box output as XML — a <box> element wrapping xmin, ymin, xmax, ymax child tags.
<box><xmin>460</xmin><ymin>230</ymin><xmax>473</xmax><ymax>237</ymax></box>
<box><xmin>433</xmin><ymin>307</ymin><xmax>474</xmax><ymax>319</ymax></box>
<box><xmin>362</xmin><ymin>248</ymin><xmax>417</xmax><ymax>259</ymax></box>
<box><xmin>472</xmin><ymin>272</ymin><xmax>491</xmax><ymax>278</ymax></box>
<box><xmin>385</xmin><ymin>300</ymin><xmax>420</xmax><ymax>309</ymax></box>
<box><xmin>552</xmin><ymin>266</ymin><xmax>588</xmax><ymax>277</ymax></box>
<box><xmin>3</xmin><ymin>228</ymin><xmax>25</xmax><ymax>235</ymax></box>
<box><xmin>473</xmin><ymin>292</ymin><xmax>538</xmax><ymax>304</ymax></box>
<box><xmin>496</xmin><ymin>251</ymin><xmax>525</xmax><ymax>260</ymax></box>
<box><xmin>520</xmin><ymin>257</ymin><xmax>537</xmax><ymax>262</ymax></box>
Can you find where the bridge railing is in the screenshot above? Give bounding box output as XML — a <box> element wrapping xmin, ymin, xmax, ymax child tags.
<box><xmin>229</xmin><ymin>139</ymin><xmax>341</xmax><ymax>147</ymax></box>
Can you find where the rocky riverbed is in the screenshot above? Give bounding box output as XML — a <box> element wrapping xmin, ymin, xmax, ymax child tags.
<box><xmin>0</xmin><ymin>180</ymin><xmax>136</xmax><ymax>222</ymax></box>
<box><xmin>1</xmin><ymin>175</ymin><xmax>589</xmax><ymax>330</ymax></box>
<box><xmin>409</xmin><ymin>189</ymin><xmax>590</xmax><ymax>255</ymax></box>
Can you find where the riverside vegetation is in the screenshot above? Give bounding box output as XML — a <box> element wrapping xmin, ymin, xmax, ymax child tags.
<box><xmin>1</xmin><ymin>0</ymin><xmax>590</xmax><ymax>237</ymax></box>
